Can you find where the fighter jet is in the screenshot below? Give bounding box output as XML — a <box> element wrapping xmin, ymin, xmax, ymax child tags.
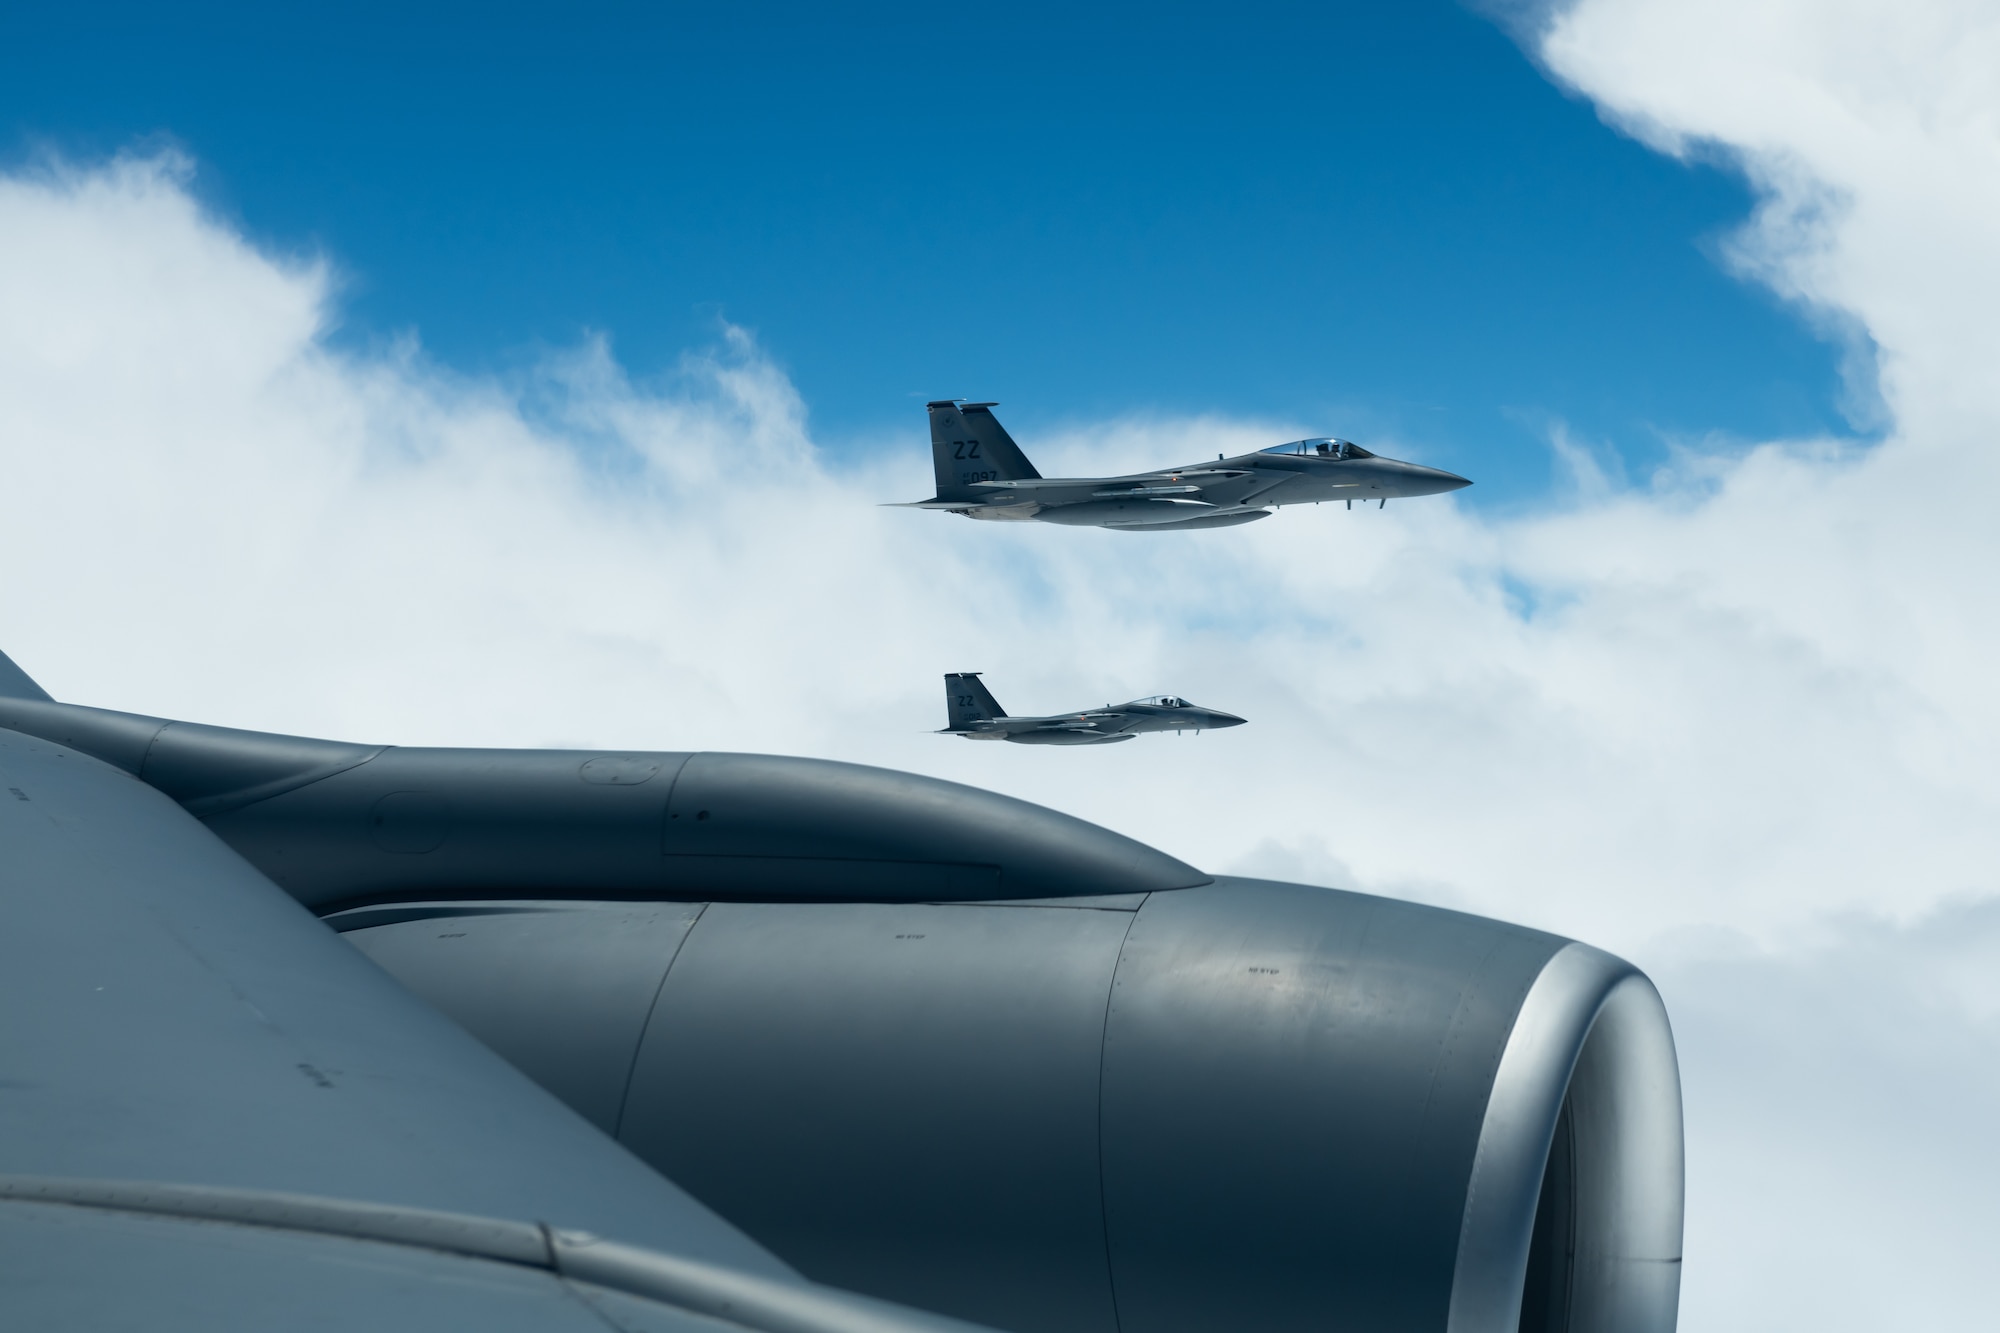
<box><xmin>894</xmin><ymin>400</ymin><xmax>1471</xmax><ymax>530</ymax></box>
<box><xmin>938</xmin><ymin>672</ymin><xmax>1246</xmax><ymax>745</ymax></box>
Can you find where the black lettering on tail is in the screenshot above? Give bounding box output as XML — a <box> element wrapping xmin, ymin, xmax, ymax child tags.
<box><xmin>928</xmin><ymin>401</ymin><xmax>1041</xmax><ymax>497</ymax></box>
<box><xmin>944</xmin><ymin>672</ymin><xmax>1007</xmax><ymax>730</ymax></box>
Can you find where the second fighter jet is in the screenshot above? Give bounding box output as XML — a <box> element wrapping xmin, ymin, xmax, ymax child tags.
<box><xmin>938</xmin><ymin>673</ymin><xmax>1246</xmax><ymax>746</ymax></box>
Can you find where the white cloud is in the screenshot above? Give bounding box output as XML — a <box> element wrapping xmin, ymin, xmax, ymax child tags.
<box><xmin>2</xmin><ymin>4</ymin><xmax>1998</xmax><ymax>1317</ymax></box>
<box><xmin>1654</xmin><ymin>895</ymin><xmax>2000</xmax><ymax>1332</ymax></box>
<box><xmin>1522</xmin><ymin>2</ymin><xmax>2000</xmax><ymax>1323</ymax></box>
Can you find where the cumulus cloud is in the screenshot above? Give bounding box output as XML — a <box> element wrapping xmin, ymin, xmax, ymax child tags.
<box><xmin>5</xmin><ymin>157</ymin><xmax>1985</xmax><ymax>946</ymax></box>
<box><xmin>1526</xmin><ymin>2</ymin><xmax>2000</xmax><ymax>1324</ymax></box>
<box><xmin>1654</xmin><ymin>894</ymin><xmax>2000</xmax><ymax>1332</ymax></box>
<box><xmin>1</xmin><ymin>4</ymin><xmax>1997</xmax><ymax>1321</ymax></box>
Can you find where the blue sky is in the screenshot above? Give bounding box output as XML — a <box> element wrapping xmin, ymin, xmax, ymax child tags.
<box><xmin>0</xmin><ymin>1</ymin><xmax>1851</xmax><ymax>502</ymax></box>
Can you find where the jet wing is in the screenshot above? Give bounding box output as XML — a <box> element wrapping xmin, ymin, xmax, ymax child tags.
<box><xmin>0</xmin><ymin>727</ymin><xmax>990</xmax><ymax>1333</ymax></box>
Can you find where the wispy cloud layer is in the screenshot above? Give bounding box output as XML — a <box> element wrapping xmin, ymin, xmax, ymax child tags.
<box><xmin>1</xmin><ymin>4</ymin><xmax>1996</xmax><ymax>1319</ymax></box>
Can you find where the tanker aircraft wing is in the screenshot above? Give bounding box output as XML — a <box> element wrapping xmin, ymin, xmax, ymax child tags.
<box><xmin>0</xmin><ymin>648</ymin><xmax>991</xmax><ymax>1333</ymax></box>
<box><xmin>893</xmin><ymin>400</ymin><xmax>1470</xmax><ymax>531</ymax></box>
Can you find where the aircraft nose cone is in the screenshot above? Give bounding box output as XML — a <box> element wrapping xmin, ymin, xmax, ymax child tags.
<box><xmin>1211</xmin><ymin>712</ymin><xmax>1248</xmax><ymax>728</ymax></box>
<box><xmin>1380</xmin><ymin>459</ymin><xmax>1472</xmax><ymax>497</ymax></box>
<box><xmin>1414</xmin><ymin>465</ymin><xmax>1472</xmax><ymax>494</ymax></box>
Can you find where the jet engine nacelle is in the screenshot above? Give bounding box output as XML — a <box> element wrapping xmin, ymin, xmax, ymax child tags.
<box><xmin>333</xmin><ymin>882</ymin><xmax>1683</xmax><ymax>1333</ymax></box>
<box><xmin>0</xmin><ymin>698</ymin><xmax>1208</xmax><ymax>909</ymax></box>
<box><xmin>0</xmin><ymin>695</ymin><xmax>1683</xmax><ymax>1333</ymax></box>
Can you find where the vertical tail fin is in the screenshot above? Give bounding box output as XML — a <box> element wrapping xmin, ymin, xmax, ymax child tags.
<box><xmin>944</xmin><ymin>673</ymin><xmax>1006</xmax><ymax>730</ymax></box>
<box><xmin>927</xmin><ymin>401</ymin><xmax>1042</xmax><ymax>498</ymax></box>
<box><xmin>0</xmin><ymin>648</ymin><xmax>52</xmax><ymax>701</ymax></box>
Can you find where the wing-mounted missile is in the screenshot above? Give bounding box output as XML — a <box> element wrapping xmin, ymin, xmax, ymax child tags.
<box><xmin>1089</xmin><ymin>484</ymin><xmax>1204</xmax><ymax>498</ymax></box>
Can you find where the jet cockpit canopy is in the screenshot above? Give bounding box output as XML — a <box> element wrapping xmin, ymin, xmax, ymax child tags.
<box><xmin>1262</xmin><ymin>437</ymin><xmax>1373</xmax><ymax>460</ymax></box>
<box><xmin>1137</xmin><ymin>695</ymin><xmax>1191</xmax><ymax>708</ymax></box>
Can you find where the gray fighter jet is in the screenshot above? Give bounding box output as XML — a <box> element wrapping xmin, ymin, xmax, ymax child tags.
<box><xmin>895</xmin><ymin>400</ymin><xmax>1471</xmax><ymax>530</ymax></box>
<box><xmin>939</xmin><ymin>672</ymin><xmax>1246</xmax><ymax>745</ymax></box>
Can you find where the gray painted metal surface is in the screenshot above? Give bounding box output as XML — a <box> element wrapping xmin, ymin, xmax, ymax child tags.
<box><xmin>0</xmin><ymin>724</ymin><xmax>1001</xmax><ymax>1333</ymax></box>
<box><xmin>0</xmin><ymin>728</ymin><xmax>771</xmax><ymax>1264</ymax></box>
<box><xmin>622</xmin><ymin>901</ymin><xmax>1140</xmax><ymax>1333</ymax></box>
<box><xmin>1452</xmin><ymin>947</ymin><xmax>1684</xmax><ymax>1333</ymax></box>
<box><xmin>0</xmin><ymin>1195</ymin><xmax>721</xmax><ymax>1333</ymax></box>
<box><xmin>896</xmin><ymin>401</ymin><xmax>1471</xmax><ymax>529</ymax></box>
<box><xmin>0</xmin><ymin>698</ymin><xmax>1210</xmax><ymax>909</ymax></box>
<box><xmin>1097</xmin><ymin>880</ymin><xmax>1564</xmax><ymax>1333</ymax></box>
<box><xmin>338</xmin><ymin>883</ymin><xmax>1685</xmax><ymax>1333</ymax></box>
<box><xmin>341</xmin><ymin>902</ymin><xmax>707</xmax><ymax>1134</ymax></box>
<box><xmin>0</xmin><ymin>1178</ymin><xmax>999</xmax><ymax>1333</ymax></box>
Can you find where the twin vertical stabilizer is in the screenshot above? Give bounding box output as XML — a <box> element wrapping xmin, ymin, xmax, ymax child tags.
<box><xmin>928</xmin><ymin>401</ymin><xmax>1042</xmax><ymax>498</ymax></box>
<box><xmin>943</xmin><ymin>672</ymin><xmax>1007</xmax><ymax>731</ymax></box>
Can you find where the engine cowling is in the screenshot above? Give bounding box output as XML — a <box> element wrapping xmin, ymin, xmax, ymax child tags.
<box><xmin>333</xmin><ymin>882</ymin><xmax>1682</xmax><ymax>1333</ymax></box>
